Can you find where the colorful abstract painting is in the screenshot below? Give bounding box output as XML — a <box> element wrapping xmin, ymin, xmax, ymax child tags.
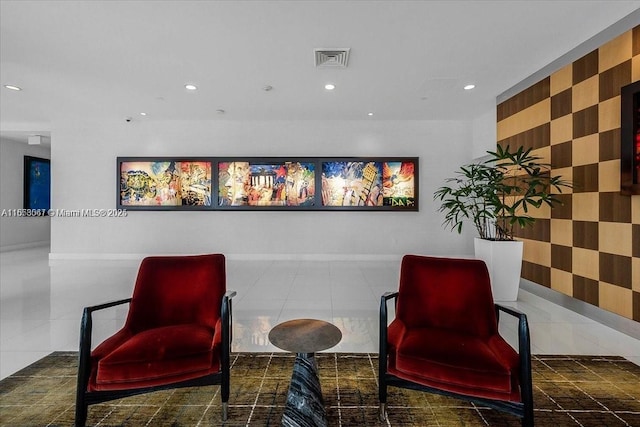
<box><xmin>218</xmin><ymin>161</ymin><xmax>315</xmax><ymax>207</ymax></box>
<box><xmin>120</xmin><ymin>161</ymin><xmax>212</xmax><ymax>206</ymax></box>
<box><xmin>321</xmin><ymin>161</ymin><xmax>383</xmax><ymax>206</ymax></box>
<box><xmin>321</xmin><ymin>160</ymin><xmax>415</xmax><ymax>208</ymax></box>
<box><xmin>382</xmin><ymin>161</ymin><xmax>416</xmax><ymax>208</ymax></box>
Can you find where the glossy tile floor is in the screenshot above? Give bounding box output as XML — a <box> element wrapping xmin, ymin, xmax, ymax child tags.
<box><xmin>2</xmin><ymin>246</ymin><xmax>640</xmax><ymax>380</ymax></box>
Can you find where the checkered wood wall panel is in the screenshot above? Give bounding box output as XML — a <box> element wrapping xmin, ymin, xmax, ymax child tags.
<box><xmin>497</xmin><ymin>26</ymin><xmax>640</xmax><ymax>322</ymax></box>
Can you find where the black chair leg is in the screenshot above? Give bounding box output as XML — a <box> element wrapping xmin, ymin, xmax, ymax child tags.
<box><xmin>74</xmin><ymin>396</ymin><xmax>87</xmax><ymax>427</ymax></box>
<box><xmin>221</xmin><ymin>371</ymin><xmax>229</xmax><ymax>421</ymax></box>
<box><xmin>378</xmin><ymin>402</ymin><xmax>387</xmax><ymax>421</ymax></box>
<box><xmin>74</xmin><ymin>367</ymin><xmax>89</xmax><ymax>427</ymax></box>
<box><xmin>378</xmin><ymin>378</ymin><xmax>387</xmax><ymax>421</ymax></box>
<box><xmin>522</xmin><ymin>407</ymin><xmax>534</xmax><ymax>427</ymax></box>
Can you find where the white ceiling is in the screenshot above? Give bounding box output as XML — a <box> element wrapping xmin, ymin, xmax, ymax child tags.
<box><xmin>1</xmin><ymin>1</ymin><xmax>639</xmax><ymax>143</ymax></box>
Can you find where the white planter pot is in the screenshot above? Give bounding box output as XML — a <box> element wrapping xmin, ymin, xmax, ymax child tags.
<box><xmin>474</xmin><ymin>238</ymin><xmax>523</xmax><ymax>302</ymax></box>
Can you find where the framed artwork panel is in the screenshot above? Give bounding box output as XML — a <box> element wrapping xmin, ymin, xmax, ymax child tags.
<box><xmin>217</xmin><ymin>158</ymin><xmax>317</xmax><ymax>209</ymax></box>
<box><xmin>117</xmin><ymin>158</ymin><xmax>213</xmax><ymax>210</ymax></box>
<box><xmin>117</xmin><ymin>156</ymin><xmax>418</xmax><ymax>211</ymax></box>
<box><xmin>24</xmin><ymin>156</ymin><xmax>51</xmax><ymax>212</ymax></box>
<box><xmin>320</xmin><ymin>158</ymin><xmax>418</xmax><ymax>210</ymax></box>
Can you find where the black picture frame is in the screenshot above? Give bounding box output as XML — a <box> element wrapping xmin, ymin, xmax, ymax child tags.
<box><xmin>117</xmin><ymin>156</ymin><xmax>419</xmax><ymax>211</ymax></box>
<box><xmin>621</xmin><ymin>80</ymin><xmax>640</xmax><ymax>195</ymax></box>
<box><xmin>23</xmin><ymin>156</ymin><xmax>51</xmax><ymax>212</ymax></box>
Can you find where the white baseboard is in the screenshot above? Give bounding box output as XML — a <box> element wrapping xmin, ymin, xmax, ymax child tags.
<box><xmin>0</xmin><ymin>241</ymin><xmax>50</xmax><ymax>252</ymax></box>
<box><xmin>47</xmin><ymin>252</ymin><xmax>403</xmax><ymax>263</ymax></box>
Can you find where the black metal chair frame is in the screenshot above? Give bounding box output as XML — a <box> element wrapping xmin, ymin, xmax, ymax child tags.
<box><xmin>74</xmin><ymin>290</ymin><xmax>236</xmax><ymax>427</ymax></box>
<box><xmin>379</xmin><ymin>291</ymin><xmax>534</xmax><ymax>427</ymax></box>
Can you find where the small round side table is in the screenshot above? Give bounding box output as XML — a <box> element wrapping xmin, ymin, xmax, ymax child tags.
<box><xmin>269</xmin><ymin>319</ymin><xmax>342</xmax><ymax>427</ymax></box>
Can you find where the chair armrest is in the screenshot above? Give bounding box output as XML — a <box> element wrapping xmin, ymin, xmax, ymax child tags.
<box><xmin>495</xmin><ymin>303</ymin><xmax>530</xmax><ymax>354</ymax></box>
<box><xmin>379</xmin><ymin>291</ymin><xmax>399</xmax><ymax>379</ymax></box>
<box><xmin>380</xmin><ymin>292</ymin><xmax>399</xmax><ymax>341</ymax></box>
<box><xmin>380</xmin><ymin>292</ymin><xmax>399</xmax><ymax>321</ymax></box>
<box><xmin>382</xmin><ymin>291</ymin><xmax>399</xmax><ymax>302</ymax></box>
<box><xmin>79</xmin><ymin>298</ymin><xmax>132</xmax><ymax>354</ymax></box>
<box><xmin>495</xmin><ymin>303</ymin><xmax>533</xmax><ymax>403</ymax></box>
<box><xmin>221</xmin><ymin>291</ymin><xmax>236</xmax><ymax>354</ymax></box>
<box><xmin>76</xmin><ymin>298</ymin><xmax>131</xmax><ymax>396</ymax></box>
<box><xmin>495</xmin><ymin>303</ymin><xmax>525</xmax><ymax>319</ymax></box>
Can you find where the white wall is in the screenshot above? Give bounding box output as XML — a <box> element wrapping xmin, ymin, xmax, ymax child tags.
<box><xmin>472</xmin><ymin>105</ymin><xmax>497</xmax><ymax>160</ymax></box>
<box><xmin>50</xmin><ymin>119</ymin><xmax>476</xmax><ymax>260</ymax></box>
<box><xmin>0</xmin><ymin>137</ymin><xmax>51</xmax><ymax>251</ymax></box>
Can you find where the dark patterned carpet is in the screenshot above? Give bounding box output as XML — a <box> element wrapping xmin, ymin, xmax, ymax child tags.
<box><xmin>1</xmin><ymin>352</ymin><xmax>639</xmax><ymax>426</ymax></box>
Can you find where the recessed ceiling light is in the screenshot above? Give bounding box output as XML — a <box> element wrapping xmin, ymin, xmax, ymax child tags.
<box><xmin>140</xmin><ymin>112</ymin><xmax>147</xmax><ymax>116</ymax></box>
<box><xmin>4</xmin><ymin>85</ymin><xmax>22</xmax><ymax>91</ymax></box>
<box><xmin>185</xmin><ymin>84</ymin><xmax>197</xmax><ymax>91</ymax></box>
<box><xmin>367</xmin><ymin>112</ymin><xmax>374</xmax><ymax>116</ymax></box>
<box><xmin>464</xmin><ymin>84</ymin><xmax>475</xmax><ymax>90</ymax></box>
<box><xmin>216</xmin><ymin>109</ymin><xmax>225</xmax><ymax>114</ymax></box>
<box><xmin>263</xmin><ymin>85</ymin><xmax>273</xmax><ymax>92</ymax></box>
<box><xmin>324</xmin><ymin>83</ymin><xmax>336</xmax><ymax>91</ymax></box>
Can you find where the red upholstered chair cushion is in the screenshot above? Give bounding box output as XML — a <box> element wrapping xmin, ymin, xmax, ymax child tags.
<box><xmin>387</xmin><ymin>321</ymin><xmax>521</xmax><ymax>401</ymax></box>
<box><xmin>91</xmin><ymin>324</ymin><xmax>220</xmax><ymax>391</ymax></box>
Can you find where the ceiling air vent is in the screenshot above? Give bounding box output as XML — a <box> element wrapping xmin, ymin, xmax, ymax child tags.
<box><xmin>314</xmin><ymin>48</ymin><xmax>350</xmax><ymax>68</ymax></box>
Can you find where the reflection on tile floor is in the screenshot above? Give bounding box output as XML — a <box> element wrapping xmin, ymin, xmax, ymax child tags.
<box><xmin>2</xmin><ymin>246</ymin><xmax>640</xmax><ymax>379</ymax></box>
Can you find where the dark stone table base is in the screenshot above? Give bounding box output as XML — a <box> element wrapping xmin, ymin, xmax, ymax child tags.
<box><xmin>281</xmin><ymin>353</ymin><xmax>327</xmax><ymax>427</ymax></box>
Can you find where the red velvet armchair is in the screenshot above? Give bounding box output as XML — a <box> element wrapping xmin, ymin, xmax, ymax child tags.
<box><xmin>75</xmin><ymin>254</ymin><xmax>236</xmax><ymax>427</ymax></box>
<box><xmin>379</xmin><ymin>255</ymin><xmax>534</xmax><ymax>426</ymax></box>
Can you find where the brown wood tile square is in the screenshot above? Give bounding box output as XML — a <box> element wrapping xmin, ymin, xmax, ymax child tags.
<box><xmin>633</xmin><ymin>25</ymin><xmax>640</xmax><ymax>56</ymax></box>
<box><xmin>598</xmin><ymin>97</ymin><xmax>621</xmax><ymax>134</ymax></box>
<box><xmin>551</xmin><ymin>64</ymin><xmax>573</xmax><ymax>95</ymax></box>
<box><xmin>599</xmin><ymin>252</ymin><xmax>632</xmax><ymax>289</ymax></box>
<box><xmin>599</xmin><ymin>30</ymin><xmax>633</xmax><ymax>73</ymax></box>
<box><xmin>572</xmin><ymin>75</ymin><xmax>599</xmax><ymax>112</ymax></box>
<box><xmin>551</xmin><ymin>267</ymin><xmax>573</xmax><ymax>295</ymax></box>
<box><xmin>551</xmin><ymin>88</ymin><xmax>572</xmax><ymax>120</ymax></box>
<box><xmin>522</xmin><ymin>261</ymin><xmax>551</xmax><ymax>287</ymax></box>
<box><xmin>599</xmin><ymin>60</ymin><xmax>632</xmax><ymax>102</ymax></box>
<box><xmin>572</xmin><ymin>134</ymin><xmax>599</xmax><ymax>166</ymax></box>
<box><xmin>633</xmin><ymin>224</ymin><xmax>640</xmax><ymax>258</ymax></box>
<box><xmin>599</xmin><ymin>129</ymin><xmax>621</xmax><ymax>162</ymax></box>
<box><xmin>599</xmin><ymin>221</ymin><xmax>632</xmax><ymax>256</ymax></box>
<box><xmin>573</xmin><ymin>221</ymin><xmax>599</xmax><ymax>250</ymax></box>
<box><xmin>599</xmin><ymin>192</ymin><xmax>632</xmax><ymax>223</ymax></box>
<box><xmin>513</xmin><ymin>218</ymin><xmax>550</xmax><ymax>242</ymax></box>
<box><xmin>497</xmin><ymin>77</ymin><xmax>550</xmax><ymax>121</ymax></box>
<box><xmin>551</xmin><ymin>141</ymin><xmax>572</xmax><ymax>168</ymax></box>
<box><xmin>551</xmin><ymin>244</ymin><xmax>572</xmax><ymax>272</ymax></box>
<box><xmin>573</xmin><ymin>163</ymin><xmax>599</xmax><ymax>193</ymax></box>
<box><xmin>599</xmin><ymin>282</ymin><xmax>633</xmax><ymax>318</ymax></box>
<box><xmin>498</xmin><ymin>123</ymin><xmax>550</xmax><ymax>152</ymax></box>
<box><xmin>635</xmin><ymin>290</ymin><xmax>640</xmax><ymax>322</ymax></box>
<box><xmin>573</xmin><ymin>105</ymin><xmax>599</xmax><ymax>139</ymax></box>
<box><xmin>551</xmin><ymin>193</ymin><xmax>572</xmax><ymax>219</ymax></box>
<box><xmin>573</xmin><ymin>50</ymin><xmax>599</xmax><ymax>85</ymax></box>
<box><xmin>572</xmin><ymin>275</ymin><xmax>599</xmax><ymax>306</ymax></box>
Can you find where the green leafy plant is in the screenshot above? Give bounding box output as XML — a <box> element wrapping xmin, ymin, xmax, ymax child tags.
<box><xmin>434</xmin><ymin>145</ymin><xmax>572</xmax><ymax>241</ymax></box>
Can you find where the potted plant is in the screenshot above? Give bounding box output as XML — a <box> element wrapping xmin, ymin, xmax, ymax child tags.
<box><xmin>434</xmin><ymin>145</ymin><xmax>571</xmax><ymax>300</ymax></box>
